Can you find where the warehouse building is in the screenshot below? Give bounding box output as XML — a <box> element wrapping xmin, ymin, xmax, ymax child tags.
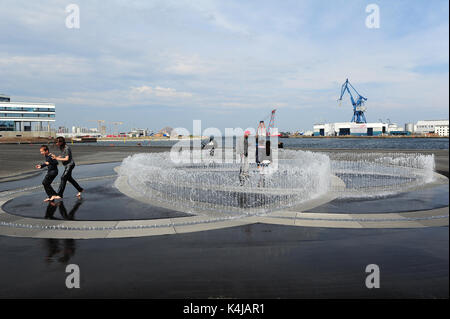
<box><xmin>313</xmin><ymin>122</ymin><xmax>400</xmax><ymax>136</ymax></box>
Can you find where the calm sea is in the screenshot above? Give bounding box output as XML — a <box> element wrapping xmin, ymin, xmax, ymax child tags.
<box><xmin>96</xmin><ymin>137</ymin><xmax>449</xmax><ymax>150</ymax></box>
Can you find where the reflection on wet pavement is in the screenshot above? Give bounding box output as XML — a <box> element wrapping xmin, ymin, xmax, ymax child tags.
<box><xmin>45</xmin><ymin>200</ymin><xmax>83</xmax><ymax>220</ymax></box>
<box><xmin>306</xmin><ymin>184</ymin><xmax>449</xmax><ymax>214</ymax></box>
<box><xmin>44</xmin><ymin>238</ymin><xmax>76</xmax><ymax>264</ymax></box>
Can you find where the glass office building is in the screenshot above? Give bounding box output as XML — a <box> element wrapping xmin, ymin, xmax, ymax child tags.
<box><xmin>0</xmin><ymin>94</ymin><xmax>55</xmax><ymax>132</ymax></box>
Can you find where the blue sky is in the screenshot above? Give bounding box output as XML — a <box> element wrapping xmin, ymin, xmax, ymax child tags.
<box><xmin>1</xmin><ymin>0</ymin><xmax>448</xmax><ymax>132</ymax></box>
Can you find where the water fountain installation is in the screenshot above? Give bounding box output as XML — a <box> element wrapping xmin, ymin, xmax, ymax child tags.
<box><xmin>116</xmin><ymin>149</ymin><xmax>441</xmax><ymax>217</ymax></box>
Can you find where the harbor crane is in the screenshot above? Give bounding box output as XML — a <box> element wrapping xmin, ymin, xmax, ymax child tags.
<box><xmin>267</xmin><ymin>109</ymin><xmax>278</xmax><ymax>136</ymax></box>
<box><xmin>258</xmin><ymin>109</ymin><xmax>279</xmax><ymax>137</ymax></box>
<box><xmin>338</xmin><ymin>79</ymin><xmax>368</xmax><ymax>123</ymax></box>
<box><xmin>110</xmin><ymin>121</ymin><xmax>124</xmax><ymax>136</ymax></box>
<box><xmin>88</xmin><ymin>120</ymin><xmax>106</xmax><ymax>135</ymax></box>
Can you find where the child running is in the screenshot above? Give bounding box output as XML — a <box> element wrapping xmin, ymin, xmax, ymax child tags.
<box><xmin>50</xmin><ymin>137</ymin><xmax>84</xmax><ymax>200</ymax></box>
<box><xmin>35</xmin><ymin>145</ymin><xmax>59</xmax><ymax>202</ymax></box>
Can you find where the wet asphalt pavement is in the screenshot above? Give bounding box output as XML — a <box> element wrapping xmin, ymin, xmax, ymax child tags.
<box><xmin>0</xmin><ymin>160</ymin><xmax>448</xmax><ymax>298</ymax></box>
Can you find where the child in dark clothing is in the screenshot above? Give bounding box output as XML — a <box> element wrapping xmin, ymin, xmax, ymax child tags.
<box><xmin>36</xmin><ymin>145</ymin><xmax>59</xmax><ymax>202</ymax></box>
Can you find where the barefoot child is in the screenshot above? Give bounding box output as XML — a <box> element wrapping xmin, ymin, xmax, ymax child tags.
<box><xmin>36</xmin><ymin>145</ymin><xmax>59</xmax><ymax>202</ymax></box>
<box><xmin>51</xmin><ymin>137</ymin><xmax>84</xmax><ymax>200</ymax></box>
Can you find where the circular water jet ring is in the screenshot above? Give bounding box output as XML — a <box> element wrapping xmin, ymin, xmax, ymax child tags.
<box><xmin>118</xmin><ymin>151</ymin><xmax>334</xmax><ymax>216</ymax></box>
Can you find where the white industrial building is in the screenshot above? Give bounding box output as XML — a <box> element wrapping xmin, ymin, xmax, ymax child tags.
<box><xmin>313</xmin><ymin>122</ymin><xmax>404</xmax><ymax>136</ymax></box>
<box><xmin>313</xmin><ymin>119</ymin><xmax>449</xmax><ymax>137</ymax></box>
<box><xmin>414</xmin><ymin>120</ymin><xmax>449</xmax><ymax>136</ymax></box>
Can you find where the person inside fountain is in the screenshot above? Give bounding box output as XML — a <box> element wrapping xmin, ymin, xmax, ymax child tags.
<box><xmin>238</xmin><ymin>130</ymin><xmax>251</xmax><ymax>186</ymax></box>
<box><xmin>201</xmin><ymin>135</ymin><xmax>217</xmax><ymax>157</ymax></box>
<box><xmin>50</xmin><ymin>136</ymin><xmax>84</xmax><ymax>200</ymax></box>
<box><xmin>35</xmin><ymin>145</ymin><xmax>59</xmax><ymax>202</ymax></box>
<box><xmin>257</xmin><ymin>140</ymin><xmax>272</xmax><ymax>188</ymax></box>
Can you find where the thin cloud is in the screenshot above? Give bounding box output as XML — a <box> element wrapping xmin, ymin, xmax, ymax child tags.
<box><xmin>131</xmin><ymin>85</ymin><xmax>193</xmax><ymax>98</ymax></box>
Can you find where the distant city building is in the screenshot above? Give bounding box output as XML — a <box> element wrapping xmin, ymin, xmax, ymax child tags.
<box><xmin>58</xmin><ymin>126</ymin><xmax>100</xmax><ymax>138</ymax></box>
<box><xmin>0</xmin><ymin>94</ymin><xmax>55</xmax><ymax>137</ymax></box>
<box><xmin>57</xmin><ymin>126</ymin><xmax>70</xmax><ymax>134</ymax></box>
<box><xmin>68</xmin><ymin>126</ymin><xmax>97</xmax><ymax>134</ymax></box>
<box><xmin>128</xmin><ymin>128</ymin><xmax>150</xmax><ymax>137</ymax></box>
<box><xmin>414</xmin><ymin>120</ymin><xmax>449</xmax><ymax>136</ymax></box>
